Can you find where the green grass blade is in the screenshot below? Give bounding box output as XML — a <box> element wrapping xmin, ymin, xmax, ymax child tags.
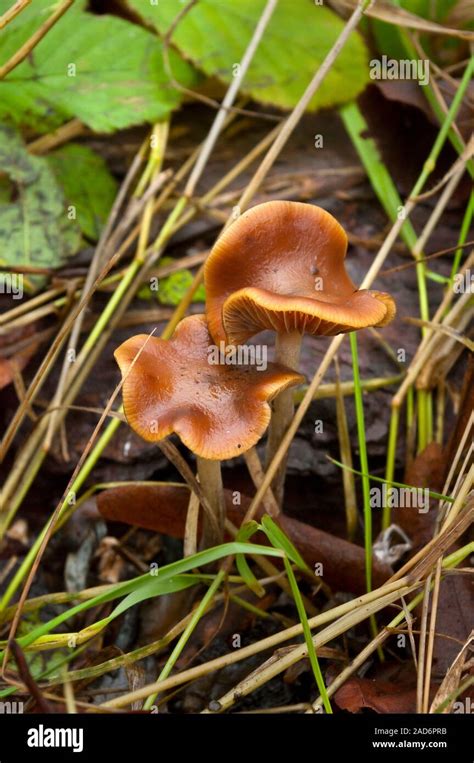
<box><xmin>1</xmin><ymin>542</ymin><xmax>284</xmax><ymax>654</ymax></box>
<box><xmin>260</xmin><ymin>515</ymin><xmax>309</xmax><ymax>572</ymax></box>
<box><xmin>328</xmin><ymin>456</ymin><xmax>454</xmax><ymax>503</ymax></box>
<box><xmin>143</xmin><ymin>569</ymin><xmax>226</xmax><ymax>710</ymax></box>
<box><xmin>451</xmin><ymin>190</ymin><xmax>474</xmax><ymax>282</ymax></box>
<box><xmin>235</xmin><ymin>521</ymin><xmax>266</xmax><ymax>597</ymax></box>
<box><xmin>349</xmin><ymin>332</ymin><xmax>372</xmax><ymax>593</ymax></box>
<box><xmin>283</xmin><ymin>558</ymin><xmax>332</xmax><ymax>714</ymax></box>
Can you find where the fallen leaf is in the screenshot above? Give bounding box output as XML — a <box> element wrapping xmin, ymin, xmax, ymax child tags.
<box><xmin>374</xmin><ymin>80</ymin><xmax>474</xmax><ymax>142</ymax></box>
<box><xmin>0</xmin><ymin>323</ymin><xmax>42</xmax><ymax>390</ymax></box>
<box><xmin>430</xmin><ymin>632</ymin><xmax>474</xmax><ymax>713</ymax></box>
<box><xmin>334</xmin><ymin>675</ymin><xmax>417</xmax><ymax>713</ymax></box>
<box><xmin>431</xmin><ymin>574</ymin><xmax>474</xmax><ymax>678</ymax></box>
<box><xmin>97</xmin><ymin>483</ymin><xmax>392</xmax><ymax>594</ymax></box>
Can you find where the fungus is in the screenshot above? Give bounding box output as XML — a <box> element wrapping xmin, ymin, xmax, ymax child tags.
<box><xmin>114</xmin><ymin>314</ymin><xmax>303</xmax><ymax>545</ymax></box>
<box><xmin>205</xmin><ymin>201</ymin><xmax>396</xmax><ymax>503</ymax></box>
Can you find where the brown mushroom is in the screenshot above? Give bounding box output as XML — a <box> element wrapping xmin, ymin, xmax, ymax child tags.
<box><xmin>204</xmin><ymin>201</ymin><xmax>396</xmax><ymax>503</ymax></box>
<box><xmin>205</xmin><ymin>201</ymin><xmax>395</xmax><ymax>346</ymax></box>
<box><xmin>114</xmin><ymin>314</ymin><xmax>303</xmax><ymax>544</ymax></box>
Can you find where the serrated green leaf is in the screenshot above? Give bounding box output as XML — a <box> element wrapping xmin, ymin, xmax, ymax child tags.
<box><xmin>0</xmin><ymin>1</ymin><xmax>199</xmax><ymax>133</ymax></box>
<box><xmin>0</xmin><ymin>124</ymin><xmax>81</xmax><ymax>273</ymax></box>
<box><xmin>125</xmin><ymin>0</ymin><xmax>369</xmax><ymax>111</ymax></box>
<box><xmin>47</xmin><ymin>144</ymin><xmax>118</xmax><ymax>240</ymax></box>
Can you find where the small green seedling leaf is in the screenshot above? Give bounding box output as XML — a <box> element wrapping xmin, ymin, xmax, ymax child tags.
<box><xmin>139</xmin><ymin>257</ymin><xmax>206</xmax><ymax>305</ymax></box>
<box><xmin>109</xmin><ymin>574</ymin><xmax>201</xmax><ymax>620</ymax></box>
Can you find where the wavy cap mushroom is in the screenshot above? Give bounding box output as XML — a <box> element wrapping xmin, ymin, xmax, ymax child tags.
<box><xmin>114</xmin><ymin>314</ymin><xmax>303</xmax><ymax>460</ymax></box>
<box><xmin>204</xmin><ymin>201</ymin><xmax>396</xmax><ymax>505</ymax></box>
<box><xmin>114</xmin><ymin>314</ymin><xmax>303</xmax><ymax>543</ymax></box>
<box><xmin>204</xmin><ymin>200</ymin><xmax>395</xmax><ymax>346</ymax></box>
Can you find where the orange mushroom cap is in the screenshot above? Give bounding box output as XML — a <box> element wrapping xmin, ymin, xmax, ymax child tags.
<box><xmin>114</xmin><ymin>315</ymin><xmax>303</xmax><ymax>460</ymax></box>
<box><xmin>204</xmin><ymin>201</ymin><xmax>396</xmax><ymax>345</ymax></box>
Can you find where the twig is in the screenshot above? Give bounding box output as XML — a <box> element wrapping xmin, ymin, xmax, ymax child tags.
<box><xmin>43</xmin><ymin>135</ymin><xmax>151</xmax><ymax>451</ymax></box>
<box><xmin>0</xmin><ymin>0</ymin><xmax>75</xmax><ymax>80</ymax></box>
<box><xmin>379</xmin><ymin>240</ymin><xmax>474</xmax><ymax>276</ymax></box>
<box><xmin>27</xmin><ymin>119</ymin><xmax>88</xmax><ymax>155</ymax></box>
<box><xmin>0</xmin><ymin>0</ymin><xmax>31</xmax><ymax>30</ymax></box>
<box><xmin>160</xmin><ymin>0</ymin><xmax>280</xmax><ymax>123</ymax></box>
<box><xmin>182</xmin><ymin>0</ymin><xmax>280</xmax><ymax>197</ymax></box>
<box><xmin>1</xmin><ymin>331</ymin><xmax>157</xmax><ymax>672</ymax></box>
<box><xmin>7</xmin><ymin>640</ymin><xmax>55</xmax><ymax>713</ymax></box>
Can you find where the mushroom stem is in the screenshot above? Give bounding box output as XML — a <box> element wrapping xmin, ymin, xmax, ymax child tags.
<box><xmin>196</xmin><ymin>456</ymin><xmax>225</xmax><ymax>547</ymax></box>
<box><xmin>266</xmin><ymin>330</ymin><xmax>303</xmax><ymax>509</ymax></box>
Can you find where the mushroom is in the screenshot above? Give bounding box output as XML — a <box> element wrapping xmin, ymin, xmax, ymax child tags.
<box><xmin>114</xmin><ymin>314</ymin><xmax>303</xmax><ymax>546</ymax></box>
<box><xmin>204</xmin><ymin>201</ymin><xmax>396</xmax><ymax>504</ymax></box>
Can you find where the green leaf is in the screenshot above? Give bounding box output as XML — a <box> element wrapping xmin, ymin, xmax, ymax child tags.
<box><xmin>125</xmin><ymin>0</ymin><xmax>369</xmax><ymax>111</ymax></box>
<box><xmin>147</xmin><ymin>540</ymin><xmax>284</xmax><ymax>582</ymax></box>
<box><xmin>139</xmin><ymin>256</ymin><xmax>206</xmax><ymax>304</ymax></box>
<box><xmin>157</xmin><ymin>268</ymin><xmax>206</xmax><ymax>305</ymax></box>
<box><xmin>0</xmin><ymin>0</ymin><xmax>199</xmax><ymax>133</ymax></box>
<box><xmin>426</xmin><ymin>270</ymin><xmax>451</xmax><ymax>285</ymax></box>
<box><xmin>47</xmin><ymin>144</ymin><xmax>118</xmax><ymax>241</ymax></box>
<box><xmin>0</xmin><ymin>124</ymin><xmax>81</xmax><ymax>273</ymax></box>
